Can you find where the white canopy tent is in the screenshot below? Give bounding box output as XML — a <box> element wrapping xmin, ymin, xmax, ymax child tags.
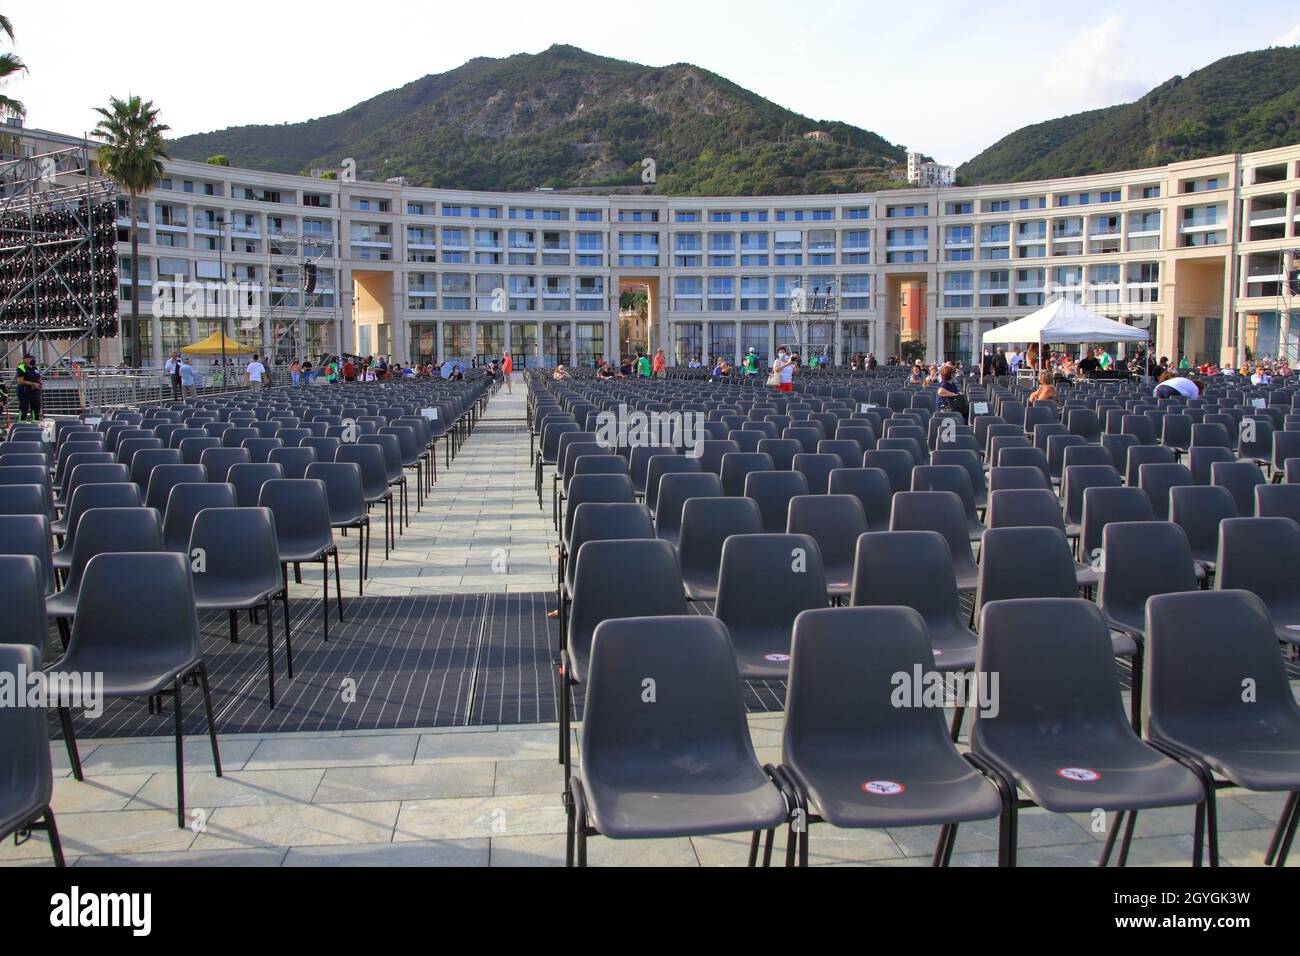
<box><xmin>981</xmin><ymin>297</ymin><xmax>1149</xmax><ymax>380</ymax></box>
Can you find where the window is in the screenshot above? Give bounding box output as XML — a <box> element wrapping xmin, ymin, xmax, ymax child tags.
<box><xmin>842</xmin><ymin>274</ymin><xmax>870</xmax><ymax>310</ymax></box>
<box><xmin>845</xmin><ymin>207</ymin><xmax>871</xmax><ymax>219</ymax></box>
<box><xmin>675</xmin><ymin>210</ymin><xmax>700</xmax><ymax>222</ymax></box>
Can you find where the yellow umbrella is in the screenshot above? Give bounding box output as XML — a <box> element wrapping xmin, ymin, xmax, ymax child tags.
<box><xmin>180</xmin><ymin>331</ymin><xmax>257</xmax><ymax>356</ymax></box>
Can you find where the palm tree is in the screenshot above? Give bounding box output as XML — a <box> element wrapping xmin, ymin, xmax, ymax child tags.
<box><xmin>94</xmin><ymin>96</ymin><xmax>169</xmax><ymax>367</ymax></box>
<box><xmin>0</xmin><ymin>14</ymin><xmax>27</xmax><ymax>120</ymax></box>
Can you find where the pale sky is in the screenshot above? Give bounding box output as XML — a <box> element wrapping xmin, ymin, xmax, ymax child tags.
<box><xmin>8</xmin><ymin>0</ymin><xmax>1300</xmax><ymax>166</ymax></box>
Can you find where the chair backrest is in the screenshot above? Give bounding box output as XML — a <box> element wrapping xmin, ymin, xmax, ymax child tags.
<box><xmin>744</xmin><ymin>469</ymin><xmax>810</xmax><ymax>533</ymax></box>
<box><xmin>580</xmin><ymin>615</ymin><xmax>758</xmax><ymax>784</ymax></box>
<box><xmin>785</xmin><ymin>493</ymin><xmax>870</xmax><ymax>583</ymax></box>
<box><xmin>227</xmin><ymin>462</ymin><xmax>285</xmax><ymax>508</ymax></box>
<box><xmin>715</xmin><ymin>533</ymin><xmax>828</xmax><ymax>650</ymax></box>
<box><xmin>1188</xmin><ymin>445</ymin><xmax>1236</xmax><ymax>485</ymax></box>
<box><xmin>889</xmin><ymin>490</ymin><xmax>977</xmax><ymax>578</ymax></box>
<box><xmin>727</xmin><ymin>429</ymin><xmax>763</xmax><ymax>453</ymax></box>
<box><xmin>199</xmin><ymin>446</ymin><xmax>252</xmax><ymax>483</ymax></box>
<box><xmin>267</xmin><ymin>446</ymin><xmax>317</xmax><ymax>481</ymax></box>
<box><xmin>644</xmin><ymin>455</ymin><xmax>701</xmax><ymax>513</ymax></box>
<box><xmin>1145</xmin><ymin>589</ymin><xmax>1300</xmax><ymax>743</ymax></box>
<box><xmin>757</xmin><ymin>438</ymin><xmax>801</xmax><ymax>471</ymax></box>
<box><xmin>985</xmin><ymin>488</ymin><xmax>1066</xmax><ymax>532</ymax></box>
<box><xmin>1062</xmin><ymin>443</ymin><xmax>1115</xmax><ymax>473</ymax></box>
<box><xmin>1272</xmin><ymin>431</ymin><xmax>1300</xmax><ymax>473</ymax></box>
<box><xmin>161</xmin><ymin>482</ymin><xmax>237</xmax><ymax>552</ymax></box>
<box><xmin>568</xmin><ymin>503</ymin><xmax>655</xmax><ymax>563</ymax></box>
<box><xmin>719</xmin><ymin>451</ymin><xmax>774</xmax><ymax>497</ymax></box>
<box><xmin>1080</xmin><ymin>485</ymin><xmax>1155</xmax><ymax>563</ymax></box>
<box><xmin>972</xmin><ymin>598</ymin><xmax>1130</xmax><ymax>752</ymax></box>
<box><xmin>986</xmin><ymin>465</ymin><xmax>1052</xmax><ymax>495</ymax></box>
<box><xmin>910</xmin><ymin>464</ymin><xmax>978</xmax><ymax>522</ymax></box>
<box><xmin>188</xmin><ymin>506</ymin><xmax>282</xmax><ymax>595</ymax></box>
<box><xmin>1191</xmin><ymin>422</ymin><xmax>1231</xmax><ymax>450</ymax></box>
<box><xmin>1124</xmin><ymin>444</ymin><xmax>1175</xmax><ymax>487</ymax></box>
<box><xmin>567</xmin><ymin>539</ymin><xmax>689</xmax><ymax>678</ymax></box>
<box><xmin>1160</xmin><ymin>414</ymin><xmax>1193</xmax><ymax>449</ymax></box>
<box><xmin>860</xmin><ymin>448</ymin><xmax>912</xmax><ymax>495</ymax></box>
<box><xmin>304</xmin><ymin>461</ymin><xmax>366</xmax><ymax>527</ymax></box>
<box><xmin>653</xmin><ymin>472</ymin><xmax>724</xmax><ymax>541</ymax></box>
<box><xmin>564</xmin><ymin>473</ymin><xmax>636</xmax><ymax>543</ymax></box>
<box><xmin>334</xmin><ymin>443</ymin><xmax>390</xmax><ymax>499</ymax></box>
<box><xmin>258</xmin><ymin>478</ymin><xmax>334</xmax><ymax>555</ymax></box>
<box><xmin>792</xmin><ymin>453</ymin><xmax>843</xmax><ymax>495</ymax></box>
<box><xmin>0</xmin><ymin>555</ymin><xmax>47</xmax><ymax>649</ymax></box>
<box><xmin>63</xmin><ymin>507</ymin><xmax>163</xmax><ymax>594</ymax></box>
<box><xmin>1137</xmin><ymin>462</ymin><xmax>1194</xmax><ymax>521</ymax></box>
<box><xmin>1255</xmin><ymin>482</ymin><xmax>1300</xmax><ymax>524</ymax></box>
<box><xmin>680</xmin><ymin>495</ymin><xmax>763</xmax><ymax>582</ymax></box>
<box><xmin>0</xmin><ymin>482</ymin><xmax>47</xmax><ymax>516</ymax></box>
<box><xmin>850</xmin><ymin>530</ymin><xmax>964</xmax><ymax>632</ymax></box>
<box><xmin>697</xmin><ymin>439</ymin><xmax>740</xmax><ymax>475</ymax></box>
<box><xmin>1100</xmin><ymin>432</ymin><xmax>1138</xmax><ymax>473</ymax></box>
<box><xmin>130</xmin><ymin>448</ymin><xmax>184</xmax><ymax>492</ymax></box>
<box><xmin>241</xmin><ymin>437</ymin><xmax>285</xmax><ymax>464</ymax></box>
<box><xmin>1215</xmin><ymin>516</ymin><xmax>1300</xmax><ymax>609</ymax></box>
<box><xmin>975</xmin><ymin>526</ymin><xmax>1079</xmax><ymax>618</ymax></box>
<box><xmin>1167</xmin><ymin>484</ymin><xmax>1237</xmax><ymax>566</ymax></box>
<box><xmin>1098</xmin><ymin>520</ymin><xmax>1197</xmax><ymax>624</ymax></box>
<box><xmin>1211</xmin><ymin>460</ymin><xmax>1266</xmax><ymax>517</ymax></box>
<box><xmin>0</xmin><ymin>514</ymin><xmax>53</xmax><ymax>593</ymax></box>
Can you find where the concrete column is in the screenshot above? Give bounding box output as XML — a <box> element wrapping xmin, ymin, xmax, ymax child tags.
<box><xmin>701</xmin><ymin>321</ymin><xmax>711</xmax><ymax>364</ymax></box>
<box><xmin>734</xmin><ymin>319</ymin><xmax>741</xmax><ymax>365</ymax></box>
<box><xmin>535</xmin><ymin>319</ymin><xmax>543</xmax><ymax>368</ymax></box>
<box><xmin>435</xmin><ymin>320</ymin><xmax>444</xmax><ymax>365</ymax></box>
<box><xmin>469</xmin><ymin>317</ymin><xmax>478</xmax><ymax>367</ymax></box>
<box><xmin>568</xmin><ymin>320</ymin><xmax>577</xmax><ymax>366</ymax></box>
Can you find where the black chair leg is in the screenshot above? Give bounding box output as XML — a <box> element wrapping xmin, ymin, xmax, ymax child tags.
<box><xmin>197</xmin><ymin>661</ymin><xmax>221</xmax><ymax>776</ymax></box>
<box><xmin>1118</xmin><ymin>808</ymin><xmax>1139</xmax><ymax>867</ymax></box>
<box><xmin>322</xmin><ymin>556</ymin><xmax>330</xmax><ymax>641</ymax></box>
<box><xmin>1100</xmin><ymin>810</ymin><xmax>1126</xmax><ymax>866</ymax></box>
<box><xmin>281</xmin><ymin>588</ymin><xmax>294</xmax><ymax>679</ymax></box>
<box><xmin>334</xmin><ymin>549</ymin><xmax>344</xmax><ymax>622</ymax></box>
<box><xmin>44</xmin><ymin>810</ymin><xmax>65</xmax><ymax>867</ymax></box>
<box><xmin>747</xmin><ymin>830</ymin><xmax>760</xmax><ymax>867</ymax></box>
<box><xmin>266</xmin><ymin>596</ymin><xmax>277</xmax><ymax>710</ymax></box>
<box><xmin>949</xmin><ymin>703</ymin><xmax>965</xmax><ymax>743</ymax></box>
<box><xmin>55</xmin><ymin>616</ymin><xmax>69</xmax><ymax>651</ymax></box>
<box><xmin>172</xmin><ymin>675</ymin><xmax>186</xmax><ymax>829</ymax></box>
<box><xmin>762</xmin><ymin>827</ymin><xmax>775</xmax><ymax>867</ymax></box>
<box><xmin>57</xmin><ymin>705</ymin><xmax>82</xmax><ymax>781</ymax></box>
<box><xmin>1266</xmin><ymin>791</ymin><xmax>1300</xmax><ymax>867</ymax></box>
<box><xmin>228</xmin><ymin>608</ymin><xmax>239</xmax><ymax>644</ymax></box>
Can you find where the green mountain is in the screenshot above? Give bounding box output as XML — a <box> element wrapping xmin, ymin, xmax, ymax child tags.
<box><xmin>958</xmin><ymin>46</ymin><xmax>1300</xmax><ymax>184</ymax></box>
<box><xmin>169</xmin><ymin>45</ymin><xmax>908</xmax><ymax>195</ymax></box>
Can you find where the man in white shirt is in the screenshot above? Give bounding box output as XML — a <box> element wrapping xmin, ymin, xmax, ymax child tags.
<box><xmin>246</xmin><ymin>354</ymin><xmax>266</xmax><ymax>391</ymax></box>
<box><xmin>1153</xmin><ymin>375</ymin><xmax>1199</xmax><ymax>400</ymax></box>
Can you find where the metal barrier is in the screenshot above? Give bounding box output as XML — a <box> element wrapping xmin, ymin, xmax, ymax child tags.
<box><xmin>0</xmin><ymin>366</ymin><xmax>258</xmax><ymax>417</ymax></box>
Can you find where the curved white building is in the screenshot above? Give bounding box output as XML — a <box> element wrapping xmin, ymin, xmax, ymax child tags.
<box><xmin>19</xmin><ymin>125</ymin><xmax>1300</xmax><ymax>370</ymax></box>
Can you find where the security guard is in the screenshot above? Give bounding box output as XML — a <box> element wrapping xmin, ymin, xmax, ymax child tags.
<box><xmin>15</xmin><ymin>353</ymin><xmax>42</xmax><ymax>421</ymax></box>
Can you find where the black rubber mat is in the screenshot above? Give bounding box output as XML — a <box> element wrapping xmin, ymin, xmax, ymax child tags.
<box><xmin>51</xmin><ymin>592</ymin><xmax>561</xmax><ymax>739</ymax></box>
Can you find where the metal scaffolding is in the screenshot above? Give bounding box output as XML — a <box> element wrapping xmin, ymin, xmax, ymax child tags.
<box><xmin>0</xmin><ymin>133</ymin><xmax>117</xmax><ymax>408</ymax></box>
<box><xmin>786</xmin><ymin>280</ymin><xmax>838</xmax><ymax>364</ymax></box>
<box><xmin>266</xmin><ymin>223</ymin><xmax>337</xmax><ymax>365</ymax></box>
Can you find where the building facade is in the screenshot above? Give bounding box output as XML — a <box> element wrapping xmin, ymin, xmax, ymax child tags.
<box><xmin>14</xmin><ymin>126</ymin><xmax>1300</xmax><ymax>371</ymax></box>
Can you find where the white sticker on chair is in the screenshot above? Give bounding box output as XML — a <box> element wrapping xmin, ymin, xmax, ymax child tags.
<box><xmin>861</xmin><ymin>780</ymin><xmax>905</xmax><ymax>795</ymax></box>
<box><xmin>763</xmin><ymin>653</ymin><xmax>790</xmax><ymax>662</ymax></box>
<box><xmin>1056</xmin><ymin>767</ymin><xmax>1101</xmax><ymax>782</ymax></box>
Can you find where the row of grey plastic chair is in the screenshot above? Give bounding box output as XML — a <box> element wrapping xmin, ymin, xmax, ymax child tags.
<box><xmin>560</xmin><ymin>545</ymin><xmax>1300</xmax><ymax>866</ymax></box>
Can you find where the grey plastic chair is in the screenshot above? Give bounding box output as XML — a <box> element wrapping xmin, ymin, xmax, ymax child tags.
<box><xmin>890</xmin><ymin>490</ymin><xmax>979</xmax><ymax>592</ymax></box>
<box><xmin>558</xmin><ymin>502</ymin><xmax>655</xmax><ymax>632</ymax></box>
<box><xmin>0</xmin><ymin>482</ymin><xmax>48</xmax><ymax>517</ymax></box>
<box><xmin>792</xmin><ymin>453</ymin><xmax>843</xmax><ymax>496</ymax></box>
<box><xmin>745</xmin><ymin>469</ymin><xmax>809</xmax><ymax>534</ymax></box>
<box><xmin>566</xmin><ymin>614</ymin><xmax>787</xmax><ymax>867</ymax></box>
<box><xmin>260</xmin><ymin>478</ymin><xmax>343</xmax><ymax>639</ymax></box>
<box><xmin>1215</xmin><ymin>516</ymin><xmax>1300</xmax><ymax>647</ymax></box>
<box><xmin>779</xmin><ymin>605</ymin><xmax>1000</xmax><ymax>867</ymax></box>
<box><xmin>680</xmin><ymin>496</ymin><xmax>764</xmax><ymax>601</ymax></box>
<box><xmin>969</xmin><ymin>597</ymin><xmax>1204</xmax><ymax>867</ymax></box>
<box><xmin>851</xmin><ymin>529</ymin><xmax>980</xmax><ymax>690</ymax></box>
<box><xmin>0</xmin><ymin>642</ymin><xmax>64</xmax><ymax>864</ymax></box>
<box><xmin>1098</xmin><ymin>521</ymin><xmax>1198</xmax><ymax>728</ymax></box>
<box><xmin>1145</xmin><ymin>589</ymin><xmax>1300</xmax><ymax>868</ymax></box>
<box><xmin>1124</xmin><ymin>444</ymin><xmax>1174</xmax><ymax>487</ymax></box>
<box><xmin>55</xmin><ymin>552</ymin><xmax>221</xmax><ymax>829</ymax></box>
<box><xmin>644</xmin><ymin>455</ymin><xmax>701</xmax><ymax>515</ymax></box>
<box><xmin>653</xmin><ymin>472</ymin><xmax>724</xmax><ymax>550</ymax></box>
<box><xmin>862</xmin><ymin>448</ymin><xmax>913</xmax><ymax>496</ymax></box>
<box><xmin>53</xmin><ymin>482</ymin><xmax>144</xmax><ymax>575</ymax></box>
<box><xmin>190</xmin><ymin>506</ymin><xmax>292</xmax><ymax>707</ymax></box>
<box><xmin>912</xmin><ymin>464</ymin><xmax>983</xmax><ymax>541</ymax></box>
<box><xmin>1079</xmin><ymin>486</ymin><xmax>1155</xmax><ymax>569</ymax></box>
<box><xmin>161</xmin><ymin>482</ymin><xmax>236</xmax><ymax>554</ymax></box>
<box><xmin>720</xmin><ymin>451</ymin><xmax>774</xmax><ymax>497</ymax></box>
<box><xmin>562</xmin><ymin>539</ymin><xmax>689</xmax><ymax>779</ymax></box>
<box><xmin>1137</xmin><ymin>462</ymin><xmax>1194</xmax><ymax>521</ymax></box>
<box><xmin>1211</xmin><ymin>460</ymin><xmax>1266</xmax><ymax>517</ymax></box>
<box><xmin>1189</xmin><ymin>445</ymin><xmax>1236</xmax><ymax>485</ymax></box>
<box><xmin>336</xmin><ymin>443</ymin><xmax>395</xmax><ymax>557</ymax></box>
<box><xmin>1255</xmin><ymin>482</ymin><xmax>1300</xmax><ymax>524</ymax></box>
<box><xmin>787</xmin><ymin>494</ymin><xmax>870</xmax><ymax>599</ymax></box>
<box><xmin>1168</xmin><ymin>484</ymin><xmax>1236</xmax><ymax>575</ymax></box>
<box><xmin>758</xmin><ymin>438</ymin><xmax>802</xmax><ymax>471</ymax></box>
<box><xmin>714</xmin><ymin>533</ymin><xmax>828</xmax><ymax>680</ymax></box>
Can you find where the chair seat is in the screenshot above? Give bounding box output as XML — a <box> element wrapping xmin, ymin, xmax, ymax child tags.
<box><xmin>583</xmin><ymin>766</ymin><xmax>787</xmax><ymax>839</ymax></box>
<box><xmin>824</xmin><ymin>563</ymin><xmax>854</xmax><ymax>598</ymax></box>
<box><xmin>194</xmin><ymin>582</ymin><xmax>280</xmax><ymax>610</ymax></box>
<box><xmin>789</xmin><ymin>754</ymin><xmax>1000</xmax><ymax>829</ymax></box>
<box><xmin>728</xmin><ymin>623</ymin><xmax>797</xmax><ymax>680</ymax></box>
<box><xmin>682</xmin><ymin>570</ymin><xmax>719</xmax><ymax>602</ymax></box>
<box><xmin>1158</xmin><ymin>730</ymin><xmax>1300</xmax><ymax>792</ymax></box>
<box><xmin>987</xmin><ymin>740</ymin><xmax>1203</xmax><ymax>814</ymax></box>
<box><xmin>277</xmin><ymin>541</ymin><xmax>333</xmax><ymax>564</ymax></box>
<box><xmin>46</xmin><ymin>653</ymin><xmax>202</xmax><ymax>699</ymax></box>
<box><xmin>1074</xmin><ymin>563</ymin><xmax>1100</xmax><ymax>588</ymax></box>
<box><xmin>44</xmin><ymin>589</ymin><xmax>79</xmax><ymax>618</ymax></box>
<box><xmin>928</xmin><ymin>621</ymin><xmax>979</xmax><ymax>672</ymax></box>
